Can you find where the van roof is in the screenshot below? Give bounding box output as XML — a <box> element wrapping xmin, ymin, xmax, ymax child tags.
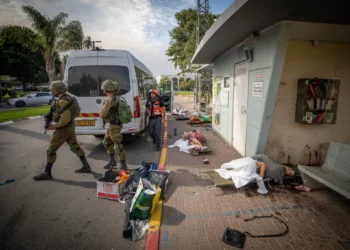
<box><xmin>69</xmin><ymin>50</ymin><xmax>129</xmax><ymax>58</ymax></box>
<box><xmin>68</xmin><ymin>50</ymin><xmax>155</xmax><ymax>79</ymax></box>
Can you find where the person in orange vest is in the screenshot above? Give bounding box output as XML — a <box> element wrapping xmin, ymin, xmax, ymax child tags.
<box><xmin>146</xmin><ymin>89</ymin><xmax>166</xmax><ymax>151</ymax></box>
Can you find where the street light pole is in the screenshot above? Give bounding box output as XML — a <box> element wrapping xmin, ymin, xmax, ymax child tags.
<box><xmin>92</xmin><ymin>40</ymin><xmax>101</xmax><ymax>49</ymax></box>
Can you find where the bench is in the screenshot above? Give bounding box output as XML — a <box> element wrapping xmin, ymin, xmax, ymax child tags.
<box><xmin>297</xmin><ymin>141</ymin><xmax>350</xmax><ymax>199</ymax></box>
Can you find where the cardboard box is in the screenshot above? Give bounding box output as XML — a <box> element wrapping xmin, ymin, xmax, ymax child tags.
<box><xmin>97</xmin><ymin>181</ymin><xmax>120</xmax><ymax>200</ymax></box>
<box><xmin>96</xmin><ymin>170</ymin><xmax>131</xmax><ymax>201</ymax></box>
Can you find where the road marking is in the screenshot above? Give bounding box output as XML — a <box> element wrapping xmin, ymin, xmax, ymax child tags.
<box><xmin>158</xmin><ymin>115</ymin><xmax>168</xmax><ymax>170</ymax></box>
<box><xmin>28</xmin><ymin>116</ymin><xmax>42</xmax><ymax>119</ymax></box>
<box><xmin>0</xmin><ymin>121</ymin><xmax>14</xmax><ymax>126</ymax></box>
<box><xmin>145</xmin><ymin>114</ymin><xmax>168</xmax><ymax>250</ymax></box>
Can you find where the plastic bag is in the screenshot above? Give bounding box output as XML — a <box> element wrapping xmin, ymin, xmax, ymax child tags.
<box><xmin>130</xmin><ymin>179</ymin><xmax>160</xmax><ymax>219</ymax></box>
<box><xmin>147</xmin><ymin>171</ymin><xmax>169</xmax><ymax>199</ymax></box>
<box><xmin>130</xmin><ymin>219</ymin><xmax>149</xmax><ymax>241</ymax></box>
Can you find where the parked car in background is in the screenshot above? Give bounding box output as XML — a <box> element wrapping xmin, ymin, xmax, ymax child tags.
<box><xmin>37</xmin><ymin>86</ymin><xmax>50</xmax><ymax>92</ymax></box>
<box><xmin>25</xmin><ymin>86</ymin><xmax>38</xmax><ymax>91</ymax></box>
<box><xmin>14</xmin><ymin>85</ymin><xmax>23</xmax><ymax>91</ymax></box>
<box><xmin>7</xmin><ymin>92</ymin><xmax>53</xmax><ymax>107</ymax></box>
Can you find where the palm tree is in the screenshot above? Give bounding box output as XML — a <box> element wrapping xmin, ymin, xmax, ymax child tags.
<box><xmin>62</xmin><ymin>54</ymin><xmax>68</xmax><ymax>66</ymax></box>
<box><xmin>57</xmin><ymin>20</ymin><xmax>85</xmax><ymax>50</ymax></box>
<box><xmin>22</xmin><ymin>5</ymin><xmax>68</xmax><ymax>83</ymax></box>
<box><xmin>83</xmin><ymin>36</ymin><xmax>92</xmax><ymax>49</ymax></box>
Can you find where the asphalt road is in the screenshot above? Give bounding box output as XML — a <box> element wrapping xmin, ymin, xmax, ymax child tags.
<box><xmin>0</xmin><ymin>118</ymin><xmax>160</xmax><ymax>250</ymax></box>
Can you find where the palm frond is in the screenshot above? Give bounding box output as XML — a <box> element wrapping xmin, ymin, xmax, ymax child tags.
<box><xmin>50</xmin><ymin>12</ymin><xmax>68</xmax><ymax>31</ymax></box>
<box><xmin>22</xmin><ymin>5</ymin><xmax>49</xmax><ymax>32</ymax></box>
<box><xmin>57</xmin><ymin>20</ymin><xmax>84</xmax><ymax>50</ymax></box>
<box><xmin>83</xmin><ymin>36</ymin><xmax>92</xmax><ymax>49</ymax></box>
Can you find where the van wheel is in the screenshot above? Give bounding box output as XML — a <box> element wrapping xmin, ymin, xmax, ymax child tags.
<box><xmin>48</xmin><ymin>99</ymin><xmax>52</xmax><ymax>105</ymax></box>
<box><xmin>15</xmin><ymin>101</ymin><xmax>25</xmax><ymax>107</ymax></box>
<box><xmin>94</xmin><ymin>135</ymin><xmax>104</xmax><ymax>138</ymax></box>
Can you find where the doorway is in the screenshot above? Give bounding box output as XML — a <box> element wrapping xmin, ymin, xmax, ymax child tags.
<box><xmin>233</xmin><ymin>62</ymin><xmax>249</xmax><ymax>156</ymax></box>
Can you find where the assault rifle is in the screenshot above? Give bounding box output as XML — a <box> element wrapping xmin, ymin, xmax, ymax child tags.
<box><xmin>44</xmin><ymin>95</ymin><xmax>73</xmax><ymax>134</ymax></box>
<box><xmin>44</xmin><ymin>95</ymin><xmax>55</xmax><ymax>134</ymax></box>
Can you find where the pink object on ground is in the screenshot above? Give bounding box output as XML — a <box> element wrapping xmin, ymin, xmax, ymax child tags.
<box><xmin>294</xmin><ymin>185</ymin><xmax>312</xmax><ymax>192</ymax></box>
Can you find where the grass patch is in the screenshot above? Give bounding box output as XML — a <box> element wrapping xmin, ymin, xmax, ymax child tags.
<box><xmin>0</xmin><ymin>105</ymin><xmax>50</xmax><ymax>123</ymax></box>
<box><xmin>176</xmin><ymin>91</ymin><xmax>194</xmax><ymax>96</ymax></box>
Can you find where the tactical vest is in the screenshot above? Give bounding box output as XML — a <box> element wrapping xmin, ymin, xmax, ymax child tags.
<box><xmin>52</xmin><ymin>94</ymin><xmax>78</xmax><ymax>123</ymax></box>
<box><xmin>147</xmin><ymin>99</ymin><xmax>162</xmax><ymax>117</ymax></box>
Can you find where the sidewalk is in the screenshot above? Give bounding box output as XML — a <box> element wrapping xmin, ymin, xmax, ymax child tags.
<box><xmin>159</xmin><ymin>96</ymin><xmax>350</xmax><ymax>250</ymax></box>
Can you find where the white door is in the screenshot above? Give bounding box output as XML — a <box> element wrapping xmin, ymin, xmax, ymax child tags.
<box><xmin>233</xmin><ymin>62</ymin><xmax>249</xmax><ymax>156</ymax></box>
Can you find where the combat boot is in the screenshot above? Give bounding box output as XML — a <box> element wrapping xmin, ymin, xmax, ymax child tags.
<box><xmin>33</xmin><ymin>163</ymin><xmax>53</xmax><ymax>181</ymax></box>
<box><xmin>103</xmin><ymin>154</ymin><xmax>117</xmax><ymax>169</ymax></box>
<box><xmin>75</xmin><ymin>156</ymin><xmax>92</xmax><ymax>173</ymax></box>
<box><xmin>120</xmin><ymin>161</ymin><xmax>128</xmax><ymax>170</ymax></box>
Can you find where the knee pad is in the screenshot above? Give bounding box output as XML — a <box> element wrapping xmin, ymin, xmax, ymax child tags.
<box><xmin>113</xmin><ymin>143</ymin><xmax>120</xmax><ymax>155</ymax></box>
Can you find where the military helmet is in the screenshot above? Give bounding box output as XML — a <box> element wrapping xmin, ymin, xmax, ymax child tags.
<box><xmin>50</xmin><ymin>81</ymin><xmax>68</xmax><ymax>93</ymax></box>
<box><xmin>101</xmin><ymin>79</ymin><xmax>119</xmax><ymax>93</ymax></box>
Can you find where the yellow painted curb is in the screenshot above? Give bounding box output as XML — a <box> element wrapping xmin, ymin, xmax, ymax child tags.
<box><xmin>149</xmin><ymin>200</ymin><xmax>163</xmax><ymax>233</ymax></box>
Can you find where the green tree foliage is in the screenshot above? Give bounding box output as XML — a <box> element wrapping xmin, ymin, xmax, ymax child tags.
<box><xmin>83</xmin><ymin>36</ymin><xmax>92</xmax><ymax>49</ymax></box>
<box><xmin>0</xmin><ymin>25</ymin><xmax>48</xmax><ymax>87</ymax></box>
<box><xmin>22</xmin><ymin>5</ymin><xmax>88</xmax><ymax>83</ymax></box>
<box><xmin>57</xmin><ymin>20</ymin><xmax>85</xmax><ymax>50</ymax></box>
<box><xmin>186</xmin><ymin>79</ymin><xmax>195</xmax><ymax>91</ymax></box>
<box><xmin>166</xmin><ymin>9</ymin><xmax>218</xmax><ymax>74</ymax></box>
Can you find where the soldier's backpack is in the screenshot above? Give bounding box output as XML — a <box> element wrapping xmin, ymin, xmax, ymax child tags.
<box><xmin>117</xmin><ymin>96</ymin><xmax>133</xmax><ymax>124</ymax></box>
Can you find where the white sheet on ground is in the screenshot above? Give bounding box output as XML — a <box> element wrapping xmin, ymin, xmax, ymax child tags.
<box><xmin>215</xmin><ymin>157</ymin><xmax>268</xmax><ymax>194</ymax></box>
<box><xmin>168</xmin><ymin>139</ymin><xmax>196</xmax><ymax>153</ymax></box>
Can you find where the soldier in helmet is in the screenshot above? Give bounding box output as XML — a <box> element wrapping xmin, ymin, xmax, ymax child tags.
<box><xmin>146</xmin><ymin>88</ymin><xmax>166</xmax><ymax>151</ymax></box>
<box><xmin>34</xmin><ymin>81</ymin><xmax>91</xmax><ymax>181</ymax></box>
<box><xmin>100</xmin><ymin>79</ymin><xmax>127</xmax><ymax>170</ymax></box>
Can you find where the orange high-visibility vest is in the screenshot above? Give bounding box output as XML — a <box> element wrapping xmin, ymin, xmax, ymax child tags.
<box><xmin>147</xmin><ymin>99</ymin><xmax>162</xmax><ymax>117</ymax></box>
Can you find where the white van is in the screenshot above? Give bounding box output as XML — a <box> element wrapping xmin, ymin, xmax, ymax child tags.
<box><xmin>64</xmin><ymin>50</ymin><xmax>156</xmax><ymax>135</ymax></box>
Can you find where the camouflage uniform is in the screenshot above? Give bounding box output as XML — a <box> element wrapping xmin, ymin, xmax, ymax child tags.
<box><xmin>34</xmin><ymin>81</ymin><xmax>91</xmax><ymax>181</ymax></box>
<box><xmin>46</xmin><ymin>95</ymin><xmax>85</xmax><ymax>163</ymax></box>
<box><xmin>100</xmin><ymin>80</ymin><xmax>127</xmax><ymax>169</ymax></box>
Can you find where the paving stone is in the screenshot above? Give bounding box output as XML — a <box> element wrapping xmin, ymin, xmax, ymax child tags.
<box><xmin>163</xmin><ymin>101</ymin><xmax>350</xmax><ymax>250</ymax></box>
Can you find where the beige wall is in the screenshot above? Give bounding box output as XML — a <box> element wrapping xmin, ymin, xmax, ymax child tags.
<box><xmin>265</xmin><ymin>40</ymin><xmax>350</xmax><ymax>164</ymax></box>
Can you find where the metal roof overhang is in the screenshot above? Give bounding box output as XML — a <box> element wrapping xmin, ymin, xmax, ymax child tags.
<box><xmin>192</xmin><ymin>0</ymin><xmax>350</xmax><ymax>64</ymax></box>
<box><xmin>195</xmin><ymin>64</ymin><xmax>213</xmax><ymax>74</ymax></box>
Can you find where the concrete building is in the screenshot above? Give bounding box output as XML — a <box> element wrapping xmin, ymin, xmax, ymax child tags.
<box><xmin>192</xmin><ymin>0</ymin><xmax>350</xmax><ymax>164</ymax></box>
<box><xmin>156</xmin><ymin>74</ymin><xmax>195</xmax><ymax>90</ymax></box>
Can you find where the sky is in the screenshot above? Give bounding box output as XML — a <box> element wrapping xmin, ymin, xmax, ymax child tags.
<box><xmin>0</xmin><ymin>0</ymin><xmax>235</xmax><ymax>76</ymax></box>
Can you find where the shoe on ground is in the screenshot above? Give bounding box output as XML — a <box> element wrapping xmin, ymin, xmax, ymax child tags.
<box><xmin>75</xmin><ymin>166</ymin><xmax>91</xmax><ymax>173</ymax></box>
<box><xmin>33</xmin><ymin>172</ymin><xmax>52</xmax><ymax>181</ymax></box>
<box><xmin>103</xmin><ymin>161</ymin><xmax>117</xmax><ymax>169</ymax></box>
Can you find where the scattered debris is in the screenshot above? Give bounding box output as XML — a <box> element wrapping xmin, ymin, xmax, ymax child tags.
<box><xmin>294</xmin><ymin>185</ymin><xmax>311</xmax><ymax>192</ymax></box>
<box><xmin>203</xmin><ymin>158</ymin><xmax>209</xmax><ymax>164</ymax></box>
<box><xmin>0</xmin><ymin>179</ymin><xmax>15</xmax><ymax>186</ymax></box>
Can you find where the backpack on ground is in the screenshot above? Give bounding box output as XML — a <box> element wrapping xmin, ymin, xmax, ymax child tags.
<box><xmin>117</xmin><ymin>96</ymin><xmax>133</xmax><ymax>124</ymax></box>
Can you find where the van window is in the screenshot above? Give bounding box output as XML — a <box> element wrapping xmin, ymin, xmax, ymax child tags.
<box><xmin>68</xmin><ymin>65</ymin><xmax>130</xmax><ymax>97</ymax></box>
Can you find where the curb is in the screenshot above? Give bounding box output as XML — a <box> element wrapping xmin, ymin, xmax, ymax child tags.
<box><xmin>0</xmin><ymin>115</ymin><xmax>43</xmax><ymax>126</ymax></box>
<box><xmin>145</xmin><ymin>114</ymin><xmax>168</xmax><ymax>250</ymax></box>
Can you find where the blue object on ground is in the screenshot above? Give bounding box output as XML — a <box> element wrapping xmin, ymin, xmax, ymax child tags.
<box><xmin>0</xmin><ymin>179</ymin><xmax>15</xmax><ymax>186</ymax></box>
